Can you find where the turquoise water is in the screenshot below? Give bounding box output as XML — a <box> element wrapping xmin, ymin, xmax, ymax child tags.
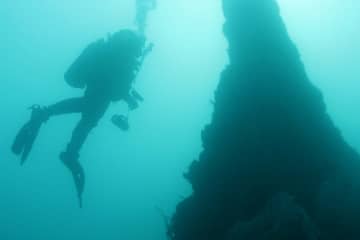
<box><xmin>0</xmin><ymin>1</ymin><xmax>359</xmax><ymax>240</ymax></box>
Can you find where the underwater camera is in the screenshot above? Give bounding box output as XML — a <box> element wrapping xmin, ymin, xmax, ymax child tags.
<box><xmin>111</xmin><ymin>114</ymin><xmax>130</xmax><ymax>131</ymax></box>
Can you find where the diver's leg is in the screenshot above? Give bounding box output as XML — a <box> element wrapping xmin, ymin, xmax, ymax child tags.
<box><xmin>12</xmin><ymin>97</ymin><xmax>86</xmax><ymax>163</ymax></box>
<box><xmin>46</xmin><ymin>97</ymin><xmax>85</xmax><ymax>117</ymax></box>
<box><xmin>60</xmin><ymin>99</ymin><xmax>110</xmax><ymax>207</ymax></box>
<box><xmin>60</xmin><ymin>116</ymin><xmax>100</xmax><ymax>207</ymax></box>
<box><xmin>64</xmin><ymin>97</ymin><xmax>110</xmax><ymax>155</ymax></box>
<box><xmin>66</xmin><ymin>117</ymin><xmax>100</xmax><ymax>155</ymax></box>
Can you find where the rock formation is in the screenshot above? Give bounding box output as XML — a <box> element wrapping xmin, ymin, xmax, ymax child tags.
<box><xmin>170</xmin><ymin>1</ymin><xmax>360</xmax><ymax>239</ymax></box>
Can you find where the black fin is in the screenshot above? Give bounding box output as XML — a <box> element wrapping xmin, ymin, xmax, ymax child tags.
<box><xmin>20</xmin><ymin>122</ymin><xmax>42</xmax><ymax>164</ymax></box>
<box><xmin>61</xmin><ymin>154</ymin><xmax>85</xmax><ymax>208</ymax></box>
<box><xmin>12</xmin><ymin>118</ymin><xmax>43</xmax><ymax>165</ymax></box>
<box><xmin>12</xmin><ymin>122</ymin><xmax>31</xmax><ymax>155</ymax></box>
<box><xmin>72</xmin><ymin>166</ymin><xmax>85</xmax><ymax>208</ymax></box>
<box><xmin>12</xmin><ymin>105</ymin><xmax>47</xmax><ymax>165</ymax></box>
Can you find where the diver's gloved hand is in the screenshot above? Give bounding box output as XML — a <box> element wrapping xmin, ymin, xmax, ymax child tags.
<box><xmin>131</xmin><ymin>89</ymin><xmax>144</xmax><ymax>102</ymax></box>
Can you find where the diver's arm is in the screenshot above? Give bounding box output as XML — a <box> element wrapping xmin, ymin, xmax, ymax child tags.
<box><xmin>124</xmin><ymin>93</ymin><xmax>139</xmax><ymax>111</ymax></box>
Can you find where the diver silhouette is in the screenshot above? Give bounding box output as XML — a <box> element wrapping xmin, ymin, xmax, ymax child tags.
<box><xmin>12</xmin><ymin>29</ymin><xmax>151</xmax><ymax>207</ymax></box>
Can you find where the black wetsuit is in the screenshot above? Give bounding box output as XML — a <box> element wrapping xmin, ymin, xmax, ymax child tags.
<box><xmin>46</xmin><ymin>39</ymin><xmax>136</xmax><ymax>158</ymax></box>
<box><xmin>46</xmin><ymin>96</ymin><xmax>109</xmax><ymax>156</ymax></box>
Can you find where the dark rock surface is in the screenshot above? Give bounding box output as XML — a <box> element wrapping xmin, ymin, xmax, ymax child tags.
<box><xmin>226</xmin><ymin>193</ymin><xmax>318</xmax><ymax>240</ymax></box>
<box><xmin>170</xmin><ymin>0</ymin><xmax>360</xmax><ymax>239</ymax></box>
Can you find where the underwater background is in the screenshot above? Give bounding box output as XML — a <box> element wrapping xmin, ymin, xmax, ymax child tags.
<box><xmin>0</xmin><ymin>1</ymin><xmax>359</xmax><ymax>240</ymax></box>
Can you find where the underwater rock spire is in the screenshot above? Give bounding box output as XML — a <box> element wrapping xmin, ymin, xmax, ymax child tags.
<box><xmin>170</xmin><ymin>0</ymin><xmax>360</xmax><ymax>239</ymax></box>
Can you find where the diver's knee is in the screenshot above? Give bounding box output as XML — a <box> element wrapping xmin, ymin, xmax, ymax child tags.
<box><xmin>79</xmin><ymin>116</ymin><xmax>100</xmax><ymax>130</ymax></box>
<box><xmin>83</xmin><ymin>119</ymin><xmax>99</xmax><ymax>130</ymax></box>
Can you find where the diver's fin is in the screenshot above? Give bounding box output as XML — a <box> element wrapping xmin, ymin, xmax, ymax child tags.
<box><xmin>78</xmin><ymin>194</ymin><xmax>83</xmax><ymax>208</ymax></box>
<box><xmin>72</xmin><ymin>166</ymin><xmax>85</xmax><ymax>208</ymax></box>
<box><xmin>12</xmin><ymin>122</ymin><xmax>31</xmax><ymax>156</ymax></box>
<box><xmin>12</xmin><ymin>105</ymin><xmax>47</xmax><ymax>165</ymax></box>
<box><xmin>20</xmin><ymin>121</ymin><xmax>42</xmax><ymax>164</ymax></box>
<box><xmin>61</xmin><ymin>152</ymin><xmax>85</xmax><ymax>208</ymax></box>
<box><xmin>70</xmin><ymin>171</ymin><xmax>84</xmax><ymax>208</ymax></box>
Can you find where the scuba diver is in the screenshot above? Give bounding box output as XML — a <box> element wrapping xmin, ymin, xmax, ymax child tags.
<box><xmin>12</xmin><ymin>29</ymin><xmax>152</xmax><ymax>207</ymax></box>
<box><xmin>135</xmin><ymin>0</ymin><xmax>157</xmax><ymax>34</ymax></box>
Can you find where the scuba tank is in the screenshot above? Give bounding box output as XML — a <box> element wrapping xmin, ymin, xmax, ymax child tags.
<box><xmin>64</xmin><ymin>39</ymin><xmax>105</xmax><ymax>89</ymax></box>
